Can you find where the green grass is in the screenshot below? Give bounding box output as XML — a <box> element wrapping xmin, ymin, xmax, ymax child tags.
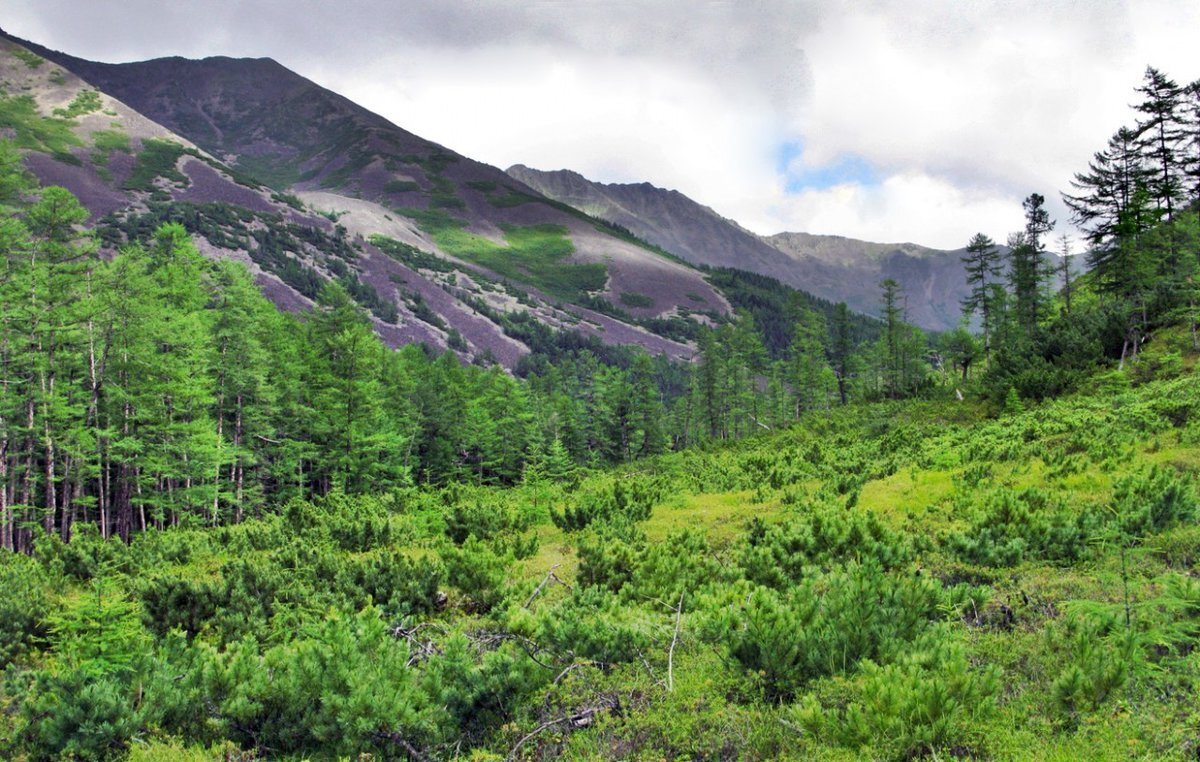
<box><xmin>233</xmin><ymin>154</ymin><xmax>301</xmax><ymax>190</ymax></box>
<box><xmin>0</xmin><ymin>93</ymin><xmax>81</xmax><ymax>161</ymax></box>
<box><xmin>10</xmin><ymin>48</ymin><xmax>44</xmax><ymax>69</ymax></box>
<box><xmin>91</xmin><ymin>128</ymin><xmax>130</xmax><ymax>167</ymax></box>
<box><xmin>396</xmin><ymin>208</ymin><xmax>608</xmax><ymax>302</ymax></box>
<box><xmin>53</xmin><ymin>89</ymin><xmax>101</xmax><ymax>119</ymax></box>
<box><xmin>123</xmin><ymin>138</ymin><xmax>189</xmax><ymax>192</ymax></box>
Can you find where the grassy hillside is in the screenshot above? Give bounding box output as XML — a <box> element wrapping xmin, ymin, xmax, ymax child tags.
<box><xmin>4</xmin><ymin>344</ymin><xmax>1200</xmax><ymax>760</ymax></box>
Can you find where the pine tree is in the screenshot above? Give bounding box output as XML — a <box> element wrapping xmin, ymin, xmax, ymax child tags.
<box><xmin>960</xmin><ymin>233</ymin><xmax>1002</xmax><ymax>366</ymax></box>
<box><xmin>829</xmin><ymin>303</ymin><xmax>855</xmax><ymax>405</ymax></box>
<box><xmin>1007</xmin><ymin>194</ymin><xmax>1056</xmax><ymax>337</ymax></box>
<box><xmin>879</xmin><ymin>279</ymin><xmax>905</xmax><ymax>398</ymax></box>
<box><xmin>788</xmin><ymin>306</ymin><xmax>835</xmax><ymax>414</ymax></box>
<box><xmin>628</xmin><ymin>352</ymin><xmax>666</xmax><ymax>458</ymax></box>
<box><xmin>939</xmin><ymin>323</ymin><xmax>981</xmax><ymax>383</ymax></box>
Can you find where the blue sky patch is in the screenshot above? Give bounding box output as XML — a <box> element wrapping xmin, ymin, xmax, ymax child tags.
<box><xmin>777</xmin><ymin>141</ymin><xmax>879</xmax><ymax>193</ymax></box>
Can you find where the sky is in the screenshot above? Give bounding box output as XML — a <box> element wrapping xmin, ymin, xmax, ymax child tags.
<box><xmin>5</xmin><ymin>0</ymin><xmax>1199</xmax><ymax>249</ymax></box>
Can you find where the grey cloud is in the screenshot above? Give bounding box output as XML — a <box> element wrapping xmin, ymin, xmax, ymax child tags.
<box><xmin>7</xmin><ymin>0</ymin><xmax>816</xmax><ymax>114</ymax></box>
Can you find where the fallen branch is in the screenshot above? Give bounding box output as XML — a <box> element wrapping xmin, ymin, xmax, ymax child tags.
<box><xmin>506</xmin><ymin>696</ymin><xmax>620</xmax><ymax>760</ymax></box>
<box><xmin>523</xmin><ymin>563</ymin><xmax>570</xmax><ymax>608</ymax></box>
<box><xmin>668</xmin><ymin>590</ymin><xmax>684</xmax><ymax>693</ymax></box>
<box><xmin>374</xmin><ymin>731</ymin><xmax>429</xmax><ymax>761</ymax></box>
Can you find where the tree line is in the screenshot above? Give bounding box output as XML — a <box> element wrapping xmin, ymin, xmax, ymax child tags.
<box><xmin>948</xmin><ymin>66</ymin><xmax>1200</xmax><ymax>401</ymax></box>
<box><xmin>0</xmin><ymin>138</ymin><xmax>899</xmax><ymax>548</ymax></box>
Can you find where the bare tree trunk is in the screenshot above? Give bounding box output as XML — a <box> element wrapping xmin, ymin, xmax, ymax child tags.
<box><xmin>58</xmin><ymin>453</ymin><xmax>72</xmax><ymax>541</ymax></box>
<box><xmin>99</xmin><ymin>446</ymin><xmax>109</xmax><ymax>539</ymax></box>
<box><xmin>234</xmin><ymin>396</ymin><xmax>244</xmax><ymax>523</ymax></box>
<box><xmin>0</xmin><ymin>440</ymin><xmax>9</xmax><ymax>552</ymax></box>
<box><xmin>115</xmin><ymin>462</ymin><xmax>131</xmax><ymax>542</ymax></box>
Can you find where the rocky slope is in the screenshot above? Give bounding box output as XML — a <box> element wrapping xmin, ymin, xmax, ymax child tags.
<box><xmin>1</xmin><ymin>31</ymin><xmax>723</xmax><ymax>366</ymax></box>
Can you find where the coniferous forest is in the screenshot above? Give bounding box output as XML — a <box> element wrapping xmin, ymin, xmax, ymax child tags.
<box><xmin>3</xmin><ymin>33</ymin><xmax>1200</xmax><ymax>762</ymax></box>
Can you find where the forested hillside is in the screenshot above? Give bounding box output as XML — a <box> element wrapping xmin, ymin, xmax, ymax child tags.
<box><xmin>1</xmin><ymin>26</ymin><xmax>1200</xmax><ymax>762</ymax></box>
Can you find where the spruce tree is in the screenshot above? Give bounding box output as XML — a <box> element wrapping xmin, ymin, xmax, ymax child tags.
<box><xmin>960</xmin><ymin>233</ymin><xmax>1002</xmax><ymax>366</ymax></box>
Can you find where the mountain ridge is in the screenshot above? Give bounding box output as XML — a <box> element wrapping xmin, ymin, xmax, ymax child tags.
<box><xmin>507</xmin><ymin>164</ymin><xmax>972</xmax><ymax>330</ymax></box>
<box><xmin>0</xmin><ymin>31</ymin><xmax>735</xmax><ymax>367</ymax></box>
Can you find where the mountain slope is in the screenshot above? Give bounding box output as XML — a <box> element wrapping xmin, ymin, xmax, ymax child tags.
<box><xmin>0</xmin><ymin>32</ymin><xmax>721</xmax><ymax>367</ymax></box>
<box><xmin>507</xmin><ymin>164</ymin><xmax>971</xmax><ymax>331</ymax></box>
<box><xmin>19</xmin><ymin>36</ymin><xmax>730</xmax><ymax>326</ymax></box>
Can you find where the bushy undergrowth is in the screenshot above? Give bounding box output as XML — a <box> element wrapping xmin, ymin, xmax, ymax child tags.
<box><xmin>6</xmin><ymin>372</ymin><xmax>1200</xmax><ymax>759</ymax></box>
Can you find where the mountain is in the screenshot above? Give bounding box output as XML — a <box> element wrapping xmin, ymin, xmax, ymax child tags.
<box><xmin>1</xmin><ymin>32</ymin><xmax>730</xmax><ymax>368</ymax></box>
<box><xmin>507</xmin><ymin>165</ymin><xmax>971</xmax><ymax>331</ymax></box>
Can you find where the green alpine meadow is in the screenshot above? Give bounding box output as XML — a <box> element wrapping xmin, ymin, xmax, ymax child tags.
<box><xmin>1</xmin><ymin>13</ymin><xmax>1200</xmax><ymax>762</ymax></box>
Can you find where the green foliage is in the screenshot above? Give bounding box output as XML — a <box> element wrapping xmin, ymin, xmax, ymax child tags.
<box><xmin>48</xmin><ymin>575</ymin><xmax>148</xmax><ymax>677</ymax></box>
<box><xmin>0</xmin><ymin>553</ymin><xmax>50</xmax><ymax>666</ymax></box>
<box><xmin>14</xmin><ymin>667</ymin><xmax>145</xmax><ymax>761</ymax></box>
<box><xmin>0</xmin><ymin>92</ymin><xmax>81</xmax><ymax>159</ymax></box>
<box><xmin>444</xmin><ymin>537</ymin><xmax>512</xmax><ymax>612</ymax></box>
<box><xmin>618</xmin><ymin>291</ymin><xmax>655</xmax><ymax>308</ymax></box>
<box><xmin>190</xmin><ymin>608</ymin><xmax>433</xmax><ymax>757</ymax></box>
<box><xmin>551</xmin><ymin>473</ymin><xmax>665</xmax><ymax>531</ymax></box>
<box><xmin>946</xmin><ymin>487</ymin><xmax>1098</xmax><ymax>566</ymax></box>
<box><xmin>398</xmin><ymin>208</ymin><xmax>608</xmax><ymax>303</ymax></box>
<box><xmin>35</xmin><ymin>523</ymin><xmax>128</xmax><ymax>581</ymax></box>
<box><xmin>1110</xmin><ymin>465</ymin><xmax>1195</xmax><ymax>538</ymax></box>
<box><xmin>705</xmin><ymin>266</ymin><xmax>883</xmax><ymax>359</ymax></box>
<box><xmin>370</xmin><ymin>233</ymin><xmax>456</xmax><ymax>272</ymax></box>
<box><xmin>335</xmin><ymin>548</ymin><xmax>444</xmax><ymax>619</ymax></box>
<box><xmin>707</xmin><ymin>562</ymin><xmax>966</xmax><ymax>701</ymax></box>
<box><xmin>10</xmin><ymin>48</ymin><xmax>44</xmax><ymax>68</ymax></box>
<box><xmin>738</xmin><ymin>504</ymin><xmax>916</xmax><ymax>588</ymax></box>
<box><xmin>518</xmin><ymin>585</ymin><xmax>656</xmax><ymax>664</ymax></box>
<box><xmin>795</xmin><ymin>634</ymin><xmax>1000</xmax><ymax>760</ymax></box>
<box><xmin>90</xmin><ymin>128</ymin><xmax>130</xmax><ymax>165</ymax></box>
<box><xmin>1049</xmin><ymin>613</ymin><xmax>1137</xmax><ymax>722</ymax></box>
<box><xmin>383</xmin><ymin>179</ymin><xmax>421</xmax><ymax>193</ymax></box>
<box><xmin>444</xmin><ymin>496</ymin><xmax>531</xmax><ymax>545</ymax></box>
<box><xmin>122</xmin><ymin>138</ymin><xmax>189</xmax><ymax>191</ymax></box>
<box><xmin>53</xmin><ymin>89</ymin><xmax>102</xmax><ymax>118</ymax></box>
<box><xmin>574</xmin><ymin>525</ymin><xmax>643</xmax><ymax>593</ymax></box>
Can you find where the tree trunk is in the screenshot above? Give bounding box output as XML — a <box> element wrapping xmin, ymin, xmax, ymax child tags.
<box><xmin>0</xmin><ymin>439</ymin><xmax>9</xmax><ymax>552</ymax></box>
<box><xmin>234</xmin><ymin>397</ymin><xmax>244</xmax><ymax>523</ymax></box>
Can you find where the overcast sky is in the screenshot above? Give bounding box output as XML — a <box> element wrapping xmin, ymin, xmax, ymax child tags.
<box><xmin>6</xmin><ymin>0</ymin><xmax>1199</xmax><ymax>249</ymax></box>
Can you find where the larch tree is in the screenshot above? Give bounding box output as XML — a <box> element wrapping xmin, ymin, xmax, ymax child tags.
<box><xmin>1134</xmin><ymin>67</ymin><xmax>1186</xmax><ymax>226</ymax></box>
<box><xmin>960</xmin><ymin>232</ymin><xmax>1002</xmax><ymax>366</ymax></box>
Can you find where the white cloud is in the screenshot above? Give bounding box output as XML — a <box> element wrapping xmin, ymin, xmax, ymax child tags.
<box><xmin>767</xmin><ymin>173</ymin><xmax>1026</xmax><ymax>248</ymax></box>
